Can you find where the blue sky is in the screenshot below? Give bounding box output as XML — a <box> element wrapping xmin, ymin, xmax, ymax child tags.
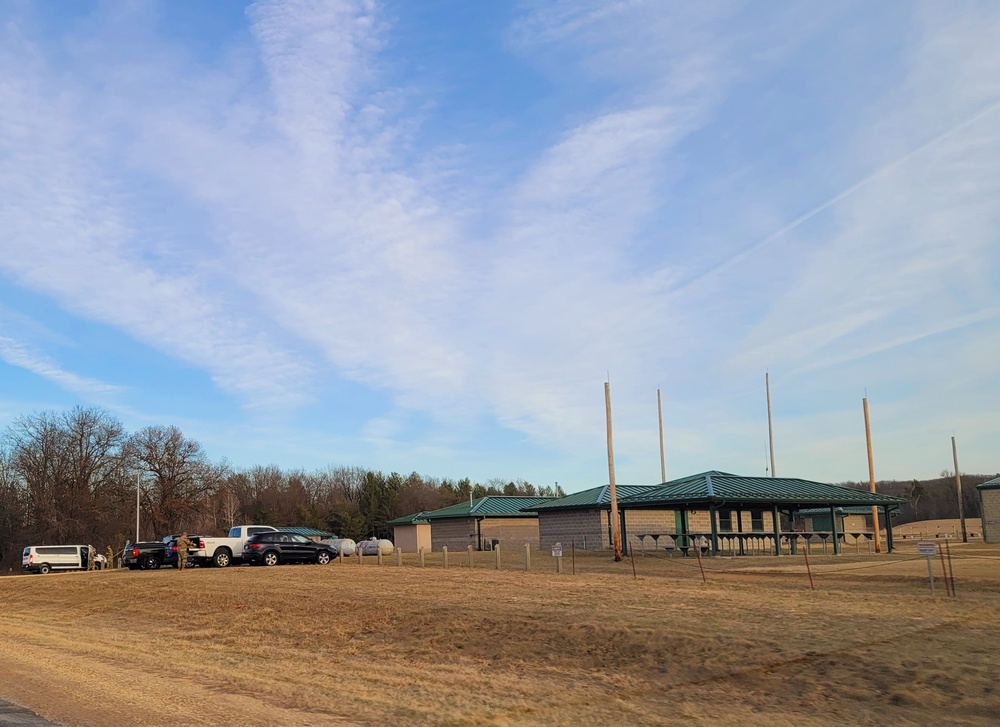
<box><xmin>1</xmin><ymin>1</ymin><xmax>998</xmax><ymax>490</ymax></box>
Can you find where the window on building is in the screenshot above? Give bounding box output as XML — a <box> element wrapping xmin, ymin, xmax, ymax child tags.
<box><xmin>751</xmin><ymin>509</ymin><xmax>765</xmax><ymax>531</ymax></box>
<box><xmin>719</xmin><ymin>510</ymin><xmax>733</xmax><ymax>532</ymax></box>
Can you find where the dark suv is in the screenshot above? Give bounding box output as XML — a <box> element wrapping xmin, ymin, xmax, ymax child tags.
<box><xmin>243</xmin><ymin>532</ymin><xmax>337</xmax><ymax>566</ymax></box>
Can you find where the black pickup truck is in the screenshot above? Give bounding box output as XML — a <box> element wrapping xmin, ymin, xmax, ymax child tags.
<box><xmin>121</xmin><ymin>541</ymin><xmax>167</xmax><ymax>570</ymax></box>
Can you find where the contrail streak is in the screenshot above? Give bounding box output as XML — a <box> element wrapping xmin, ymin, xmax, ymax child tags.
<box><xmin>669</xmin><ymin>97</ymin><xmax>1000</xmax><ymax>296</ymax></box>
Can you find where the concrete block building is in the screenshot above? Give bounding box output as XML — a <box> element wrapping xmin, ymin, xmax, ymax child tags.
<box><xmin>977</xmin><ymin>476</ymin><xmax>1000</xmax><ymax>543</ymax></box>
<box><xmin>392</xmin><ymin>496</ymin><xmax>555</xmax><ymax>552</ymax></box>
<box><xmin>387</xmin><ymin>513</ymin><xmax>432</xmax><ymax>553</ymax></box>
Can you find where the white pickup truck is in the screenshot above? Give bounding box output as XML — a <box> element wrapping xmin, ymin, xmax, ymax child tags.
<box><xmin>190</xmin><ymin>525</ymin><xmax>278</xmax><ymax>567</ymax></box>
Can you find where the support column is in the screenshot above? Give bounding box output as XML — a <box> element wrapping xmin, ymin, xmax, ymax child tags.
<box><xmin>885</xmin><ymin>507</ymin><xmax>895</xmax><ymax>553</ymax></box>
<box><xmin>736</xmin><ymin>508</ymin><xmax>745</xmax><ymax>555</ymax></box>
<box><xmin>772</xmin><ymin>505</ymin><xmax>781</xmax><ymax>556</ymax></box>
<box><xmin>709</xmin><ymin>505</ymin><xmax>719</xmax><ymax>555</ymax></box>
<box><xmin>620</xmin><ymin>509</ymin><xmax>629</xmax><ymax>556</ymax></box>
<box><xmin>830</xmin><ymin>505</ymin><xmax>841</xmax><ymax>555</ymax></box>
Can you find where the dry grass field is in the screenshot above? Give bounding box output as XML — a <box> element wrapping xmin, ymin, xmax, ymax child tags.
<box><xmin>1</xmin><ymin>543</ymin><xmax>998</xmax><ymax>726</ymax></box>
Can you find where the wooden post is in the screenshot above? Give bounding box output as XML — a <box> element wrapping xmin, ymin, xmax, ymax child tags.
<box><xmin>357</xmin><ymin>550</ymin><xmax>363</xmax><ymax>565</ymax></box>
<box><xmin>418</xmin><ymin>547</ymin><xmax>425</xmax><ymax>567</ymax></box>
<box><xmin>556</xmin><ymin>555</ymin><xmax>563</xmax><ymax>573</ymax></box>
<box><xmin>377</xmin><ymin>549</ymin><xmax>383</xmax><ymax>566</ymax></box>
<box><xmin>771</xmin><ymin>505</ymin><xmax>781</xmax><ymax>556</ymax></box>
<box><xmin>766</xmin><ymin>372</ymin><xmax>776</xmax><ymax>477</ymax></box>
<box><xmin>524</xmin><ymin>543</ymin><xmax>530</xmax><ymax>572</ymax></box>
<box><xmin>830</xmin><ymin>506</ymin><xmax>841</xmax><ymax>555</ymax></box>
<box><xmin>338</xmin><ymin>548</ymin><xmax>343</xmax><ymax>564</ymax></box>
<box><xmin>694</xmin><ymin>538</ymin><xmax>707</xmax><ymax>583</ymax></box>
<box><xmin>467</xmin><ymin>544</ymin><xmax>474</xmax><ymax>568</ymax></box>
<box><xmin>442</xmin><ymin>546</ymin><xmax>448</xmax><ymax>569</ymax></box>
<box><xmin>952</xmin><ymin>437</ymin><xmax>968</xmax><ymax>543</ymax></box>
<box><xmin>571</xmin><ymin>540</ymin><xmax>575</xmax><ymax>575</ymax></box>
<box><xmin>803</xmin><ymin>546</ymin><xmax>815</xmax><ymax>590</ymax></box>
<box><xmin>494</xmin><ymin>544</ymin><xmax>501</xmax><ymax>570</ymax></box>
<box><xmin>395</xmin><ymin>547</ymin><xmax>402</xmax><ymax>566</ymax></box>
<box><xmin>863</xmin><ymin>397</ymin><xmax>882</xmax><ymax>552</ymax></box>
<box><xmin>938</xmin><ymin>547</ymin><xmax>951</xmax><ymax>597</ymax></box>
<box><xmin>605</xmin><ymin>381</ymin><xmax>622</xmax><ymax>561</ymax></box>
<box><xmin>657</xmin><ymin>388</ymin><xmax>666</xmax><ymax>483</ymax></box>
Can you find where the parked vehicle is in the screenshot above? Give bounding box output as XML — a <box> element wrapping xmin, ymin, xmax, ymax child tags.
<box><xmin>121</xmin><ymin>541</ymin><xmax>168</xmax><ymax>570</ymax></box>
<box><xmin>189</xmin><ymin>525</ymin><xmax>278</xmax><ymax>568</ymax></box>
<box><xmin>22</xmin><ymin>545</ymin><xmax>102</xmax><ymax>574</ymax></box>
<box><xmin>243</xmin><ymin>532</ymin><xmax>337</xmax><ymax>566</ymax></box>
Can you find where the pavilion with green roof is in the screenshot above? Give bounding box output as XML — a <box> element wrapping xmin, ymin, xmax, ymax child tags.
<box><xmin>617</xmin><ymin>471</ymin><xmax>906</xmax><ymax>555</ymax></box>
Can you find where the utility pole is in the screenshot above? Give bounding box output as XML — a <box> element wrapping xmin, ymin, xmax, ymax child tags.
<box><xmin>657</xmin><ymin>388</ymin><xmax>666</xmax><ymax>483</ymax></box>
<box><xmin>766</xmin><ymin>372</ymin><xmax>776</xmax><ymax>477</ymax></box>
<box><xmin>863</xmin><ymin>397</ymin><xmax>882</xmax><ymax>553</ymax></box>
<box><xmin>605</xmin><ymin>381</ymin><xmax>622</xmax><ymax>561</ymax></box>
<box><xmin>135</xmin><ymin>471</ymin><xmax>141</xmax><ymax>543</ymax></box>
<box><xmin>952</xmin><ymin>436</ymin><xmax>968</xmax><ymax>543</ymax></box>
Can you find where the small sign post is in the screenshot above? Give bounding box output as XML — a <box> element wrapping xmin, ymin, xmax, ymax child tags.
<box><xmin>918</xmin><ymin>541</ymin><xmax>937</xmax><ymax>595</ymax></box>
<box><xmin>552</xmin><ymin>542</ymin><xmax>563</xmax><ymax>573</ymax></box>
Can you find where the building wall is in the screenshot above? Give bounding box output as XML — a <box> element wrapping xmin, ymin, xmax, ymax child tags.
<box><xmin>430</xmin><ymin>517</ymin><xmax>476</xmax><ymax>552</ymax></box>
<box><xmin>539</xmin><ymin>509</ymin><xmax>604</xmax><ymax>551</ymax></box>
<box><xmin>981</xmin><ymin>490</ymin><xmax>1000</xmax><ymax>543</ymax></box>
<box><xmin>431</xmin><ymin>517</ymin><xmax>540</xmax><ymax>551</ymax></box>
<box><xmin>392</xmin><ymin>524</ymin><xmax>432</xmax><ymax>553</ymax></box>
<box><xmin>479</xmin><ymin>517</ymin><xmax>541</xmax><ymax>550</ymax></box>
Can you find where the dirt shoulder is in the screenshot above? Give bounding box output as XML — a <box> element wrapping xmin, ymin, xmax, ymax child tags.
<box><xmin>1</xmin><ymin>551</ymin><xmax>998</xmax><ymax>726</ymax></box>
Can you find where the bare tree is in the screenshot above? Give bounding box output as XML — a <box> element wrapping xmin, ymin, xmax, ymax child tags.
<box><xmin>131</xmin><ymin>425</ymin><xmax>212</xmax><ymax>535</ymax></box>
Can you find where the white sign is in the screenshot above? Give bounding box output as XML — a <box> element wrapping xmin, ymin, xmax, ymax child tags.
<box><xmin>551</xmin><ymin>542</ymin><xmax>563</xmax><ymax>557</ymax></box>
<box><xmin>917</xmin><ymin>541</ymin><xmax>937</xmax><ymax>556</ymax></box>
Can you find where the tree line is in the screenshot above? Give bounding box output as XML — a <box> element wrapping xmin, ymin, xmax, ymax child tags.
<box><xmin>1</xmin><ymin>406</ymin><xmax>993</xmax><ymax>571</ymax></box>
<box><xmin>0</xmin><ymin>407</ymin><xmax>556</xmax><ymax>570</ymax></box>
<box><xmin>838</xmin><ymin>472</ymin><xmax>994</xmax><ymax>526</ymax></box>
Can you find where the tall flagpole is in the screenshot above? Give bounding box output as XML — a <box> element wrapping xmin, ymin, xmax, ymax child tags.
<box><xmin>766</xmin><ymin>372</ymin><xmax>776</xmax><ymax>477</ymax></box>
<box><xmin>863</xmin><ymin>397</ymin><xmax>882</xmax><ymax>553</ymax></box>
<box><xmin>952</xmin><ymin>436</ymin><xmax>968</xmax><ymax>543</ymax></box>
<box><xmin>657</xmin><ymin>388</ymin><xmax>666</xmax><ymax>483</ymax></box>
<box><xmin>605</xmin><ymin>380</ymin><xmax>622</xmax><ymax>561</ymax></box>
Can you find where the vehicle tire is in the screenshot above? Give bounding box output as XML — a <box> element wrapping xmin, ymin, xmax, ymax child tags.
<box><xmin>213</xmin><ymin>549</ymin><xmax>232</xmax><ymax>568</ymax></box>
<box><xmin>39</xmin><ymin>564</ymin><xmax>51</xmax><ymax>575</ymax></box>
<box><xmin>127</xmin><ymin>565</ymin><xmax>139</xmax><ymax>571</ymax></box>
<box><xmin>263</xmin><ymin>551</ymin><xmax>279</xmax><ymax>567</ymax></box>
<box><xmin>142</xmin><ymin>555</ymin><xmax>161</xmax><ymax>570</ymax></box>
<box><xmin>316</xmin><ymin>551</ymin><xmax>331</xmax><ymax>565</ymax></box>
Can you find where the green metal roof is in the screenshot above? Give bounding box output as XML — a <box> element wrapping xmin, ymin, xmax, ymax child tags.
<box><xmin>531</xmin><ymin>484</ymin><xmax>659</xmax><ymax>512</ymax></box>
<box><xmin>976</xmin><ymin>476</ymin><xmax>1000</xmax><ymax>491</ymax></box>
<box><xmin>414</xmin><ymin>496</ymin><xmax>555</xmax><ymax>521</ymax></box>
<box><xmin>795</xmin><ymin>506</ymin><xmax>885</xmax><ymax>516</ymax></box>
<box><xmin>619</xmin><ymin>471</ymin><xmax>907</xmax><ymax>509</ymax></box>
<box><xmin>278</xmin><ymin>526</ymin><xmax>334</xmax><ymax>537</ymax></box>
<box><xmin>387</xmin><ymin>512</ymin><xmax>430</xmax><ymax>526</ymax></box>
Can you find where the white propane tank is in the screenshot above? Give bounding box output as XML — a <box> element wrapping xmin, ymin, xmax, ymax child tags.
<box><xmin>323</xmin><ymin>538</ymin><xmax>356</xmax><ymax>556</ymax></box>
<box><xmin>357</xmin><ymin>538</ymin><xmax>394</xmax><ymax>556</ymax></box>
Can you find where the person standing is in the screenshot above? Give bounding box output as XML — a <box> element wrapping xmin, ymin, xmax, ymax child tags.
<box><xmin>177</xmin><ymin>533</ymin><xmax>193</xmax><ymax>572</ymax></box>
<box><xmin>87</xmin><ymin>545</ymin><xmax>96</xmax><ymax>571</ymax></box>
<box><xmin>106</xmin><ymin>545</ymin><xmax>115</xmax><ymax>569</ymax></box>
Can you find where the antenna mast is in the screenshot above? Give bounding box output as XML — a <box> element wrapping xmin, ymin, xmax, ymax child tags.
<box><xmin>605</xmin><ymin>380</ymin><xmax>622</xmax><ymax>561</ymax></box>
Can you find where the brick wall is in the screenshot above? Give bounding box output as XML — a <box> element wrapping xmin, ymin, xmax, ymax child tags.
<box><xmin>430</xmin><ymin>517</ymin><xmax>477</xmax><ymax>552</ymax></box>
<box><xmin>981</xmin><ymin>490</ymin><xmax>1000</xmax><ymax>543</ymax></box>
<box><xmin>430</xmin><ymin>517</ymin><xmax>541</xmax><ymax>551</ymax></box>
<box><xmin>539</xmin><ymin>509</ymin><xmax>604</xmax><ymax>551</ymax></box>
<box><xmin>480</xmin><ymin>517</ymin><xmax>541</xmax><ymax>550</ymax></box>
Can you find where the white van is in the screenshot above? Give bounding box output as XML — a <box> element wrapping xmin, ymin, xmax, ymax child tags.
<box><xmin>22</xmin><ymin>545</ymin><xmax>103</xmax><ymax>574</ymax></box>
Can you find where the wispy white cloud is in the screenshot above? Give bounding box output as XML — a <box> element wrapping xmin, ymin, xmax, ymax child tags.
<box><xmin>0</xmin><ymin>1</ymin><xmax>998</xmax><ymax>483</ymax></box>
<box><xmin>0</xmin><ymin>336</ymin><xmax>120</xmax><ymax>398</ymax></box>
